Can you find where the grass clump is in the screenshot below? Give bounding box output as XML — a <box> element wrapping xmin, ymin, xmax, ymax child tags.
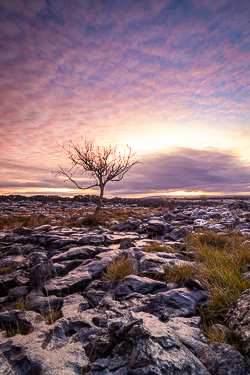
<box><xmin>201</xmin><ymin>324</ymin><xmax>242</xmax><ymax>351</ymax></box>
<box><xmin>162</xmin><ymin>230</ymin><xmax>250</xmax><ymax>348</ymax></box>
<box><xmin>103</xmin><ymin>256</ymin><xmax>134</xmax><ymax>281</ymax></box>
<box><xmin>109</xmin><ymin>224</ymin><xmax>118</xmax><ymax>231</ymax></box>
<box><xmin>2</xmin><ymin>322</ymin><xmax>30</xmax><ymax>337</ymax></box>
<box><xmin>43</xmin><ymin>308</ymin><xmax>61</xmax><ymax>325</ymax></box>
<box><xmin>143</xmin><ymin>241</ymin><xmax>175</xmax><ymax>253</ymax></box>
<box><xmin>82</xmin><ymin>213</ymin><xmax>105</xmax><ymax>227</ymax></box>
<box><xmin>187</xmin><ymin>230</ymin><xmax>250</xmax><ymax>323</ymax></box>
<box><xmin>12</xmin><ymin>297</ymin><xmax>29</xmax><ymax>311</ymax></box>
<box><xmin>165</xmin><ymin>264</ymin><xmax>199</xmax><ymax>285</ymax></box>
<box><xmin>79</xmin><ymin>208</ymin><xmax>163</xmax><ymax>228</ymax></box>
<box><xmin>0</xmin><ymin>214</ymin><xmax>53</xmax><ymax>230</ymax></box>
<box><xmin>0</xmin><ymin>207</ymin><xmax>164</xmax><ymax>230</ymax></box>
<box><xmin>191</xmin><ymin>231</ymin><xmax>229</xmax><ymax>250</ymax></box>
<box><xmin>0</xmin><ymin>262</ymin><xmax>19</xmax><ymax>275</ymax></box>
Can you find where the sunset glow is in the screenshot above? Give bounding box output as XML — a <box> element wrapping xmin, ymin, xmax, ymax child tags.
<box><xmin>0</xmin><ymin>0</ymin><xmax>250</xmax><ymax>197</ymax></box>
<box><xmin>151</xmin><ymin>191</ymin><xmax>217</xmax><ymax>197</ymax></box>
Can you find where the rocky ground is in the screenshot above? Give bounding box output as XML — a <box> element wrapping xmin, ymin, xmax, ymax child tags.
<box><xmin>0</xmin><ymin>195</ymin><xmax>250</xmax><ymax>374</ymax></box>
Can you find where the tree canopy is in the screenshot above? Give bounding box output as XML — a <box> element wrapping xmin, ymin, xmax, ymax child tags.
<box><xmin>56</xmin><ymin>137</ymin><xmax>139</xmax><ymax>213</ymax></box>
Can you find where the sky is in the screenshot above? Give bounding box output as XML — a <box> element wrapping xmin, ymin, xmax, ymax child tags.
<box><xmin>0</xmin><ymin>0</ymin><xmax>250</xmax><ymax>197</ymax></box>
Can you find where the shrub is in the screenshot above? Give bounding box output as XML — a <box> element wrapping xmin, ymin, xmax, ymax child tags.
<box><xmin>82</xmin><ymin>214</ymin><xmax>104</xmax><ymax>227</ymax></box>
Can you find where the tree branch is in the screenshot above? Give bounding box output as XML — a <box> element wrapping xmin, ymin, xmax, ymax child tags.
<box><xmin>55</xmin><ymin>137</ymin><xmax>139</xmax><ymax>211</ymax></box>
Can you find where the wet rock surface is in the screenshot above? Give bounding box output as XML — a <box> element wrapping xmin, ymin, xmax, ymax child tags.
<box><xmin>0</xmin><ymin>195</ymin><xmax>250</xmax><ymax>374</ymax></box>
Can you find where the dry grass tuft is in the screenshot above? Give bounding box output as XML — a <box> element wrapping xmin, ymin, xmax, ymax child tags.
<box><xmin>165</xmin><ymin>264</ymin><xmax>199</xmax><ymax>285</ymax></box>
<box><xmin>162</xmin><ymin>230</ymin><xmax>250</xmax><ymax>347</ymax></box>
<box><xmin>186</xmin><ymin>230</ymin><xmax>250</xmax><ymax>323</ymax></box>
<box><xmin>142</xmin><ymin>241</ymin><xmax>176</xmax><ymax>253</ymax></box>
<box><xmin>2</xmin><ymin>322</ymin><xmax>30</xmax><ymax>337</ymax></box>
<box><xmin>12</xmin><ymin>297</ymin><xmax>29</xmax><ymax>311</ymax></box>
<box><xmin>102</xmin><ymin>256</ymin><xmax>134</xmax><ymax>281</ymax></box>
<box><xmin>43</xmin><ymin>308</ymin><xmax>61</xmax><ymax>325</ymax></box>
<box><xmin>81</xmin><ymin>213</ymin><xmax>104</xmax><ymax>227</ymax></box>
<box><xmin>0</xmin><ymin>262</ymin><xmax>19</xmax><ymax>275</ymax></box>
<box><xmin>0</xmin><ymin>207</ymin><xmax>163</xmax><ymax>230</ymax></box>
<box><xmin>0</xmin><ymin>214</ymin><xmax>53</xmax><ymax>230</ymax></box>
<box><xmin>201</xmin><ymin>323</ymin><xmax>242</xmax><ymax>351</ymax></box>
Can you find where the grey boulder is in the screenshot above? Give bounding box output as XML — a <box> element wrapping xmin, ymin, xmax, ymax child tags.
<box><xmin>197</xmin><ymin>342</ymin><xmax>248</xmax><ymax>375</ymax></box>
<box><xmin>115</xmin><ymin>275</ymin><xmax>167</xmax><ymax>296</ymax></box>
<box><xmin>43</xmin><ymin>259</ymin><xmax>111</xmax><ymax>296</ymax></box>
<box><xmin>51</xmin><ymin>246</ymin><xmax>99</xmax><ymax>263</ymax></box>
<box><xmin>146</xmin><ymin>219</ymin><xmax>174</xmax><ymax>235</ymax></box>
<box><xmin>29</xmin><ymin>260</ymin><xmax>57</xmax><ymax>290</ymax></box>
<box><xmin>225</xmin><ymin>288</ymin><xmax>250</xmax><ymax>357</ymax></box>
<box><xmin>166</xmin><ymin>225</ymin><xmax>193</xmax><ymax>241</ymax></box>
<box><xmin>84</xmin><ymin>311</ymin><xmax>210</xmax><ymax>374</ymax></box>
<box><xmin>147</xmin><ymin>287</ymin><xmax>208</xmax><ymax>321</ymax></box>
<box><xmin>166</xmin><ymin>316</ymin><xmax>208</xmax><ymax>356</ymax></box>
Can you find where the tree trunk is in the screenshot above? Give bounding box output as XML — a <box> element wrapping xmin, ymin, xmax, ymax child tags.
<box><xmin>95</xmin><ymin>185</ymin><xmax>104</xmax><ymax>215</ymax></box>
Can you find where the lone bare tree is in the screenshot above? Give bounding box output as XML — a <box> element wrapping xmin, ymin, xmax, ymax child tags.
<box><xmin>56</xmin><ymin>137</ymin><xmax>139</xmax><ymax>214</ymax></box>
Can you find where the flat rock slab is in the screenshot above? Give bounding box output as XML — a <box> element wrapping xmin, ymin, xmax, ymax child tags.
<box><xmin>0</xmin><ymin>323</ymin><xmax>89</xmax><ymax>375</ymax></box>
<box><xmin>204</xmin><ymin>223</ymin><xmax>227</xmax><ymax>231</ymax></box>
<box><xmin>166</xmin><ymin>316</ymin><xmax>209</xmax><ymax>356</ymax></box>
<box><xmin>60</xmin><ymin>293</ymin><xmax>89</xmax><ymax>317</ymax></box>
<box><xmin>29</xmin><ymin>260</ymin><xmax>57</xmax><ymax>290</ymax></box>
<box><xmin>115</xmin><ymin>275</ymin><xmax>167</xmax><ymax>296</ymax></box>
<box><xmin>146</xmin><ymin>219</ymin><xmax>174</xmax><ymax>234</ymax></box>
<box><xmin>166</xmin><ymin>225</ymin><xmax>193</xmax><ymax>241</ymax></box>
<box><xmin>139</xmin><ymin>252</ymin><xmax>194</xmax><ymax>276</ymax></box>
<box><xmin>0</xmin><ymin>270</ymin><xmax>29</xmax><ymax>297</ymax></box>
<box><xmin>27</xmin><ymin>289</ymin><xmax>63</xmax><ymax>314</ymax></box>
<box><xmin>48</xmin><ymin>238</ymin><xmax>80</xmax><ymax>249</ymax></box>
<box><xmin>193</xmin><ymin>219</ymin><xmax>209</xmax><ymax>227</ymax></box>
<box><xmin>147</xmin><ymin>287</ymin><xmax>208</xmax><ymax>321</ymax></box>
<box><xmin>0</xmin><ymin>309</ymin><xmax>43</xmax><ymax>333</ymax></box>
<box><xmin>0</xmin><ymin>255</ymin><xmax>25</xmax><ymax>268</ymax></box>
<box><xmin>95</xmin><ymin>248</ymin><xmax>124</xmax><ymax>262</ymax></box>
<box><xmin>104</xmin><ymin>233</ymin><xmax>129</xmax><ymax>244</ymax></box>
<box><xmin>51</xmin><ymin>246</ymin><xmax>99</xmax><ymax>263</ymax></box>
<box><xmin>43</xmin><ymin>259</ymin><xmax>111</xmax><ymax>296</ymax></box>
<box><xmin>8</xmin><ymin>285</ymin><xmax>29</xmax><ymax>299</ymax></box>
<box><xmin>54</xmin><ymin>259</ymin><xmax>85</xmax><ymax>276</ymax></box>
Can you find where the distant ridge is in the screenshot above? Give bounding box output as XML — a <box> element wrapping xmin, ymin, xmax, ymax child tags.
<box><xmin>140</xmin><ymin>195</ymin><xmax>250</xmax><ymax>200</ymax></box>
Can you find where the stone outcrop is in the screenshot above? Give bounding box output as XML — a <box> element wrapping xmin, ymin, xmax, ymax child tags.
<box><xmin>0</xmin><ymin>196</ymin><xmax>250</xmax><ymax>374</ymax></box>
<box><xmin>225</xmin><ymin>288</ymin><xmax>250</xmax><ymax>358</ymax></box>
